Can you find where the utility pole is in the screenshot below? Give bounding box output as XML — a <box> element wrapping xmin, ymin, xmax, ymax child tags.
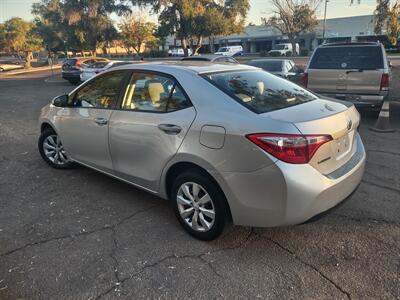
<box><xmin>322</xmin><ymin>0</ymin><xmax>329</xmax><ymax>41</ymax></box>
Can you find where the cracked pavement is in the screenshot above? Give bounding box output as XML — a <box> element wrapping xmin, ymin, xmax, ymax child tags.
<box><xmin>0</xmin><ymin>69</ymin><xmax>399</xmax><ymax>299</ymax></box>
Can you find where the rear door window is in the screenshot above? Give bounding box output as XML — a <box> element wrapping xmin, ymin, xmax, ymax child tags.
<box><xmin>309</xmin><ymin>46</ymin><xmax>384</xmax><ymax>70</ymax></box>
<box><xmin>204</xmin><ymin>70</ymin><xmax>316</xmax><ymax>114</ymax></box>
<box><xmin>120</xmin><ymin>72</ymin><xmax>192</xmax><ymax>112</ymax></box>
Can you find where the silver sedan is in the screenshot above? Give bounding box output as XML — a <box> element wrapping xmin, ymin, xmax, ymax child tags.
<box><xmin>38</xmin><ymin>62</ymin><xmax>366</xmax><ymax>240</ymax></box>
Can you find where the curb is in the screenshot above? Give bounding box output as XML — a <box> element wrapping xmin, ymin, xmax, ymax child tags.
<box><xmin>2</xmin><ymin>65</ymin><xmax>61</xmax><ymax>76</ymax></box>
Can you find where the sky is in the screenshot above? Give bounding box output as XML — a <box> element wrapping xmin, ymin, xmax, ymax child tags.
<box><xmin>0</xmin><ymin>0</ymin><xmax>378</xmax><ymax>24</ymax></box>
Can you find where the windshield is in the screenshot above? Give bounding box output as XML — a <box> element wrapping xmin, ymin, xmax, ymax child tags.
<box><xmin>274</xmin><ymin>45</ymin><xmax>286</xmax><ymax>50</ymax></box>
<box><xmin>204</xmin><ymin>70</ymin><xmax>316</xmax><ymax>114</ymax></box>
<box><xmin>248</xmin><ymin>60</ymin><xmax>283</xmax><ymax>72</ymax></box>
<box><xmin>217</xmin><ymin>47</ymin><xmax>228</xmax><ymax>52</ymax></box>
<box><xmin>310</xmin><ymin>46</ymin><xmax>384</xmax><ymax>70</ymax></box>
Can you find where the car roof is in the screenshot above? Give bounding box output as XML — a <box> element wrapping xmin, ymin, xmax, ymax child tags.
<box><xmin>319</xmin><ymin>42</ymin><xmax>381</xmax><ymax>48</ymax></box>
<box><xmin>181</xmin><ymin>54</ymin><xmax>231</xmax><ymax>61</ymax></box>
<box><xmin>111</xmin><ymin>61</ymin><xmax>257</xmax><ymax>74</ymax></box>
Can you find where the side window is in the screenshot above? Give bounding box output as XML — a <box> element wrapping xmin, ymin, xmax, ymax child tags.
<box><xmin>72</xmin><ymin>71</ymin><xmax>126</xmax><ymax>108</ymax></box>
<box><xmin>121</xmin><ymin>72</ymin><xmax>191</xmax><ymax>113</ymax></box>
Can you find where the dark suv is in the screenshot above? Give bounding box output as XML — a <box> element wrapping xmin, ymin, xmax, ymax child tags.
<box><xmin>302</xmin><ymin>42</ymin><xmax>390</xmax><ymax>109</ymax></box>
<box><xmin>62</xmin><ymin>57</ymin><xmax>108</xmax><ymax>84</ymax></box>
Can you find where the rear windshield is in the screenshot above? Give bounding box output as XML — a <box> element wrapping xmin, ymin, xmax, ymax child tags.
<box><xmin>248</xmin><ymin>60</ymin><xmax>283</xmax><ymax>72</ymax></box>
<box><xmin>204</xmin><ymin>70</ymin><xmax>316</xmax><ymax>114</ymax></box>
<box><xmin>63</xmin><ymin>59</ymin><xmax>77</xmax><ymax>66</ymax></box>
<box><xmin>310</xmin><ymin>46</ymin><xmax>384</xmax><ymax>70</ymax></box>
<box><xmin>91</xmin><ymin>61</ymin><xmax>109</xmax><ymax>68</ymax></box>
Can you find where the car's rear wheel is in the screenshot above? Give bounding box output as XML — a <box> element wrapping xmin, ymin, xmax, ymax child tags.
<box><xmin>171</xmin><ymin>170</ymin><xmax>228</xmax><ymax>240</ymax></box>
<box><xmin>38</xmin><ymin>128</ymin><xmax>74</xmax><ymax>169</ymax></box>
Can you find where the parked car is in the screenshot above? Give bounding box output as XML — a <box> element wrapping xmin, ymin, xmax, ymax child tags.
<box><xmin>38</xmin><ymin>62</ymin><xmax>365</xmax><ymax>240</ymax></box>
<box><xmin>215</xmin><ymin>46</ymin><xmax>243</xmax><ymax>56</ymax></box>
<box><xmin>0</xmin><ymin>62</ymin><xmax>24</xmax><ymax>72</ymax></box>
<box><xmin>168</xmin><ymin>48</ymin><xmax>193</xmax><ymax>57</ymax></box>
<box><xmin>80</xmin><ymin>61</ymin><xmax>132</xmax><ymax>82</ymax></box>
<box><xmin>246</xmin><ymin>59</ymin><xmax>304</xmax><ymax>83</ymax></box>
<box><xmin>62</xmin><ymin>57</ymin><xmax>109</xmax><ymax>84</ymax></box>
<box><xmin>302</xmin><ymin>42</ymin><xmax>390</xmax><ymax>109</ymax></box>
<box><xmin>181</xmin><ymin>54</ymin><xmax>239</xmax><ymax>63</ymax></box>
<box><xmin>268</xmin><ymin>43</ymin><xmax>299</xmax><ymax>56</ymax></box>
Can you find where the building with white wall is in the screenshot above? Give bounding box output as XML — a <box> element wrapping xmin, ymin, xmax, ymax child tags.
<box><xmin>166</xmin><ymin>15</ymin><xmax>390</xmax><ymax>54</ymax></box>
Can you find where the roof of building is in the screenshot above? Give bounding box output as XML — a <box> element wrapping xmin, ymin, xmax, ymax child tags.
<box><xmin>219</xmin><ymin>15</ymin><xmax>377</xmax><ymax>41</ymax></box>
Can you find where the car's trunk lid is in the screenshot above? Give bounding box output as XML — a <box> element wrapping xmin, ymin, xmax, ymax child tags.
<box><xmin>267</xmin><ymin>99</ymin><xmax>360</xmax><ymax>174</ymax></box>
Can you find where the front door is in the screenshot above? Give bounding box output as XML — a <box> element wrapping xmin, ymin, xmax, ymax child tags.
<box><xmin>56</xmin><ymin>71</ymin><xmax>127</xmax><ymax>171</ymax></box>
<box><xmin>109</xmin><ymin>71</ymin><xmax>196</xmax><ymax>191</ymax></box>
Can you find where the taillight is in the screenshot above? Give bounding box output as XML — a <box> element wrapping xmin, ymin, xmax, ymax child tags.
<box><xmin>380</xmin><ymin>73</ymin><xmax>389</xmax><ymax>91</ymax></box>
<box><xmin>246</xmin><ymin>133</ymin><xmax>332</xmax><ymax>164</ymax></box>
<box><xmin>300</xmin><ymin>72</ymin><xmax>308</xmax><ymax>87</ymax></box>
<box><xmin>75</xmin><ymin>60</ymin><xmax>81</xmax><ymax>68</ymax></box>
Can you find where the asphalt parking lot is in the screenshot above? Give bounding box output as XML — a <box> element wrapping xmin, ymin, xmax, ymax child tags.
<box><xmin>0</xmin><ymin>68</ymin><xmax>399</xmax><ymax>299</ymax></box>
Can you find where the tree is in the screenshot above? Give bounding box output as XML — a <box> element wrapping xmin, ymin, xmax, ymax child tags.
<box><xmin>0</xmin><ymin>17</ymin><xmax>42</xmax><ymax>68</ymax></box>
<box><xmin>374</xmin><ymin>0</ymin><xmax>391</xmax><ymax>34</ymax></box>
<box><xmin>32</xmin><ymin>0</ymin><xmax>129</xmax><ymax>55</ymax></box>
<box><xmin>119</xmin><ymin>12</ymin><xmax>157</xmax><ymax>55</ymax></box>
<box><xmin>131</xmin><ymin>0</ymin><xmax>250</xmax><ymax>55</ymax></box>
<box><xmin>387</xmin><ymin>1</ymin><xmax>400</xmax><ymax>46</ymax></box>
<box><xmin>263</xmin><ymin>0</ymin><xmax>319</xmax><ymax>56</ymax></box>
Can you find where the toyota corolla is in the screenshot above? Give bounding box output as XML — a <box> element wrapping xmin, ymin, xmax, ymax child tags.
<box><xmin>38</xmin><ymin>62</ymin><xmax>366</xmax><ymax>240</ymax></box>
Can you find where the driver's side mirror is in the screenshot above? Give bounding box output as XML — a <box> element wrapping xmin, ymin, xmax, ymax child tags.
<box><xmin>52</xmin><ymin>94</ymin><xmax>68</xmax><ymax>107</ymax></box>
<box><xmin>388</xmin><ymin>60</ymin><xmax>393</xmax><ymax>68</ymax></box>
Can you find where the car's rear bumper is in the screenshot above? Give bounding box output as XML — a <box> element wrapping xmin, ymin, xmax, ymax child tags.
<box><xmin>220</xmin><ymin>133</ymin><xmax>366</xmax><ymax>227</ymax></box>
<box><xmin>62</xmin><ymin>71</ymin><xmax>81</xmax><ymax>81</ymax></box>
<box><xmin>319</xmin><ymin>93</ymin><xmax>387</xmax><ymax>107</ymax></box>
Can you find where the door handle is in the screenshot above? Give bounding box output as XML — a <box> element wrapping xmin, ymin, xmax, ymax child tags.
<box><xmin>94</xmin><ymin>118</ymin><xmax>108</xmax><ymax>126</ymax></box>
<box><xmin>158</xmin><ymin>124</ymin><xmax>182</xmax><ymax>135</ymax></box>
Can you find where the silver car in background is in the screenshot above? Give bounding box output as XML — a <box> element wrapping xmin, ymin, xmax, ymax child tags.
<box><xmin>38</xmin><ymin>62</ymin><xmax>366</xmax><ymax>240</ymax></box>
<box><xmin>246</xmin><ymin>59</ymin><xmax>304</xmax><ymax>84</ymax></box>
<box><xmin>302</xmin><ymin>42</ymin><xmax>390</xmax><ymax>109</ymax></box>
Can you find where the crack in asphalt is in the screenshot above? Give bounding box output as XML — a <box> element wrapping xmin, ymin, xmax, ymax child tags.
<box><xmin>266</xmin><ymin>236</ymin><xmax>352</xmax><ymax>300</ymax></box>
<box><xmin>361</xmin><ymin>179</ymin><xmax>400</xmax><ymax>194</ymax></box>
<box><xmin>94</xmin><ymin>228</ymin><xmax>255</xmax><ymax>300</ymax></box>
<box><xmin>0</xmin><ymin>205</ymin><xmax>159</xmax><ymax>257</ymax></box>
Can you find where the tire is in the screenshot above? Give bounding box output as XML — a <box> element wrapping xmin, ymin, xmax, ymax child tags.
<box><xmin>38</xmin><ymin>128</ymin><xmax>74</xmax><ymax>169</ymax></box>
<box><xmin>170</xmin><ymin>169</ymin><xmax>229</xmax><ymax>240</ymax></box>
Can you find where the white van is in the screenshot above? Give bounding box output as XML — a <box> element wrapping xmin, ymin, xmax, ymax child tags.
<box><xmin>268</xmin><ymin>43</ymin><xmax>299</xmax><ymax>56</ymax></box>
<box><xmin>215</xmin><ymin>45</ymin><xmax>243</xmax><ymax>56</ymax></box>
<box><xmin>168</xmin><ymin>48</ymin><xmax>193</xmax><ymax>57</ymax></box>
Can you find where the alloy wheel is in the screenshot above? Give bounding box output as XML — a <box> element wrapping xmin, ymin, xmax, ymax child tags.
<box><xmin>43</xmin><ymin>134</ymin><xmax>69</xmax><ymax>165</ymax></box>
<box><xmin>176</xmin><ymin>182</ymin><xmax>215</xmax><ymax>232</ymax></box>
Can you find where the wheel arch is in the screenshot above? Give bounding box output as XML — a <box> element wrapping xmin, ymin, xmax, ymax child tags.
<box><xmin>40</xmin><ymin>122</ymin><xmax>56</xmax><ymax>133</ymax></box>
<box><xmin>161</xmin><ymin>157</ymin><xmax>233</xmax><ymax>220</ymax></box>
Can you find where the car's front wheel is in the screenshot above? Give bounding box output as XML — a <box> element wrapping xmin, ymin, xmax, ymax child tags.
<box><xmin>38</xmin><ymin>128</ymin><xmax>74</xmax><ymax>169</ymax></box>
<box><xmin>171</xmin><ymin>170</ymin><xmax>228</xmax><ymax>240</ymax></box>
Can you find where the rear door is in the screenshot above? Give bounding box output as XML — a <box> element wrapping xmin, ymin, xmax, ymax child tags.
<box><xmin>108</xmin><ymin>71</ymin><xmax>196</xmax><ymax>191</ymax></box>
<box><xmin>307</xmin><ymin>45</ymin><xmax>385</xmax><ymax>95</ymax></box>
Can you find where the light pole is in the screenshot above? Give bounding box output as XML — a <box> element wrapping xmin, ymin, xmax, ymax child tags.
<box><xmin>322</xmin><ymin>0</ymin><xmax>329</xmax><ymax>41</ymax></box>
